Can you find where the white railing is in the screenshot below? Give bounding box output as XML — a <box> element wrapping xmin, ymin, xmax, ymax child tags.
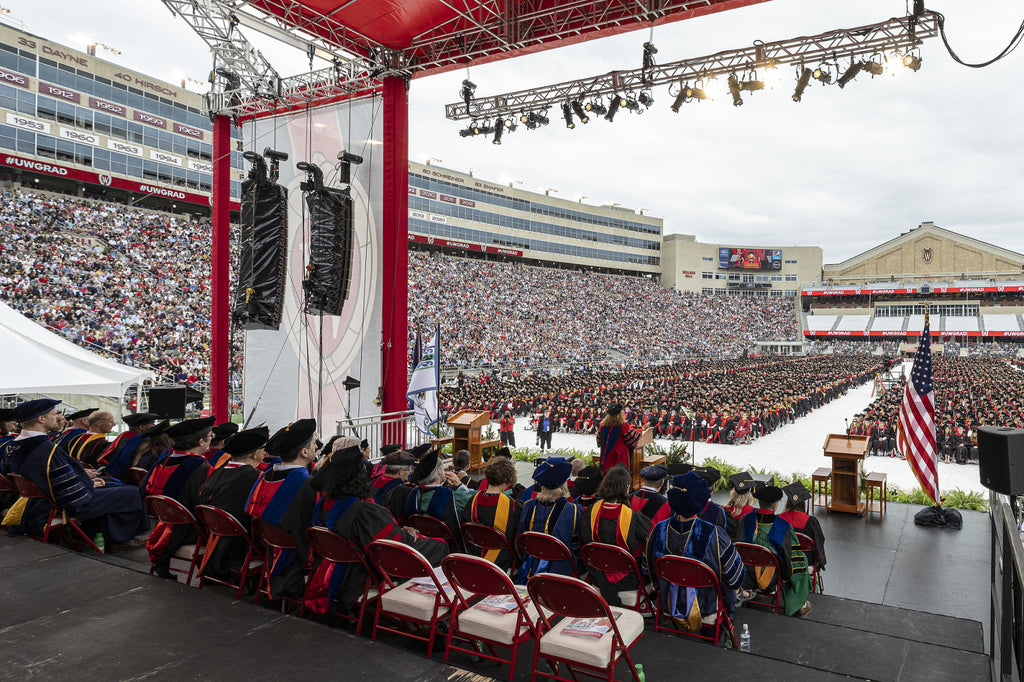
<box><xmin>335</xmin><ymin>410</ymin><xmax>437</xmax><ymax>461</ymax></box>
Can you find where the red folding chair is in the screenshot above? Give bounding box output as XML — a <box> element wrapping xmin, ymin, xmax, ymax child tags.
<box><xmin>193</xmin><ymin>504</ymin><xmax>264</xmax><ymax>600</ymax></box>
<box><xmin>305</xmin><ymin>526</ymin><xmax>380</xmax><ymax>635</ymax></box>
<box><xmin>461</xmin><ymin>521</ymin><xmax>519</xmax><ymax>575</ymax></box>
<box><xmin>652</xmin><ymin>555</ymin><xmax>738</xmax><ymax>648</ymax></box>
<box><xmin>527</xmin><ymin>573</ymin><xmax>644</xmax><ymax>682</ymax></box>
<box><xmin>407</xmin><ymin>513</ymin><xmax>460</xmax><ymax>551</ymax></box>
<box><xmin>797</xmin><ymin>532</ymin><xmax>824</xmax><ymax>594</ymax></box>
<box><xmin>441</xmin><ymin>553</ymin><xmax>537</xmax><ymax>680</ymax></box>
<box><xmin>126</xmin><ymin>467</ymin><xmax>148</xmax><ymax>487</ymax></box>
<box><xmin>366</xmin><ymin>538</ymin><xmax>454</xmax><ymax>658</ymax></box>
<box><xmin>580</xmin><ymin>542</ymin><xmax>652</xmax><ymax>614</ymax></box>
<box><xmin>734</xmin><ymin>541</ymin><xmax>782</xmax><ymax>614</ymax></box>
<box><xmin>8</xmin><ymin>473</ymin><xmax>103</xmax><ymax>552</ymax></box>
<box><xmin>145</xmin><ymin>494</ymin><xmax>205</xmax><ymax>582</ymax></box>
<box><xmin>516</xmin><ymin>531</ymin><xmax>577</xmax><ymax>577</ymax></box>
<box><xmin>251</xmin><ymin>517</ymin><xmax>306</xmax><ymax>612</ymax></box>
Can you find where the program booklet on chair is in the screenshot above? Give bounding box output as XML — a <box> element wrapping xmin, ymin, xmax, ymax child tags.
<box><xmin>476</xmin><ymin>592</ymin><xmax>529</xmax><ymax>614</ymax></box>
<box><xmin>562</xmin><ymin>613</ymin><xmax>621</xmax><ymax>639</ymax></box>
<box><xmin>407</xmin><ymin>565</ymin><xmax>450</xmax><ymax>595</ymax></box>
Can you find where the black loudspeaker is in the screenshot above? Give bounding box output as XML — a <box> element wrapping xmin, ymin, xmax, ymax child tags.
<box><xmin>978</xmin><ymin>426</ymin><xmax>1024</xmax><ymax>495</ymax></box>
<box><xmin>147</xmin><ymin>386</ymin><xmax>204</xmax><ymax>420</ymax></box>
<box><xmin>302</xmin><ymin>185</ymin><xmax>353</xmax><ymax>316</ymax></box>
<box><xmin>234</xmin><ymin>167</ymin><xmax>288</xmax><ymax>330</ymax></box>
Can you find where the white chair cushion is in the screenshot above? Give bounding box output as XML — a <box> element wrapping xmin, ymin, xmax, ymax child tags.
<box><xmin>539</xmin><ymin>607</ymin><xmax>644</xmax><ymax>669</ymax></box>
<box><xmin>618</xmin><ymin>590</ymin><xmax>637</xmax><ymax>608</ymax></box>
<box><xmin>457</xmin><ymin>586</ymin><xmax>539</xmax><ymax>645</ymax></box>
<box><xmin>172</xmin><ymin>543</ymin><xmax>201</xmax><ymax>560</ymax></box>
<box><xmin>379</xmin><ymin>578</ymin><xmax>452</xmax><ymax>622</ymax></box>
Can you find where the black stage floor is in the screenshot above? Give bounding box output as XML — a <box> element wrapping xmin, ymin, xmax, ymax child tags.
<box><xmin>0</xmin><ymin>502</ymin><xmax>991</xmax><ymax>681</ymax></box>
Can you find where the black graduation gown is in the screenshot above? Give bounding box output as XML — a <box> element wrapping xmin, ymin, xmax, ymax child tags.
<box><xmin>144</xmin><ymin>453</ymin><xmax>210</xmax><ymax>571</ymax></box>
<box><xmin>197</xmin><ymin>462</ymin><xmax>261</xmax><ymax>576</ymax></box>
<box><xmin>253</xmin><ymin>469</ymin><xmax>318</xmax><ymax>598</ymax></box>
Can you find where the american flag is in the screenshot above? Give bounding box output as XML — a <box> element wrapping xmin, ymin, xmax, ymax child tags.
<box><xmin>897</xmin><ymin>313</ymin><xmax>938</xmax><ymax>504</ymax></box>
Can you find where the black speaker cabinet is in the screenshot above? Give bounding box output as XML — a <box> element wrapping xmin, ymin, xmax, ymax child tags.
<box><xmin>147</xmin><ymin>386</ymin><xmax>204</xmax><ymax>420</ymax></box>
<box><xmin>978</xmin><ymin>426</ymin><xmax>1024</xmax><ymax>495</ymax></box>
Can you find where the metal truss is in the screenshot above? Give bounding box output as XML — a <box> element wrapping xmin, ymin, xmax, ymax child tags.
<box><xmin>444</xmin><ymin>12</ymin><xmax>939</xmax><ymax>121</ymax></box>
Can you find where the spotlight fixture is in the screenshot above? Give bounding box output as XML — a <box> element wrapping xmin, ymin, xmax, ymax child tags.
<box><xmin>522</xmin><ymin>112</ymin><xmax>538</xmax><ymax>130</ymax></box>
<box><xmin>624</xmin><ymin>97</ymin><xmax>641</xmax><ymax>113</ymax></box>
<box><xmin>727</xmin><ymin>74</ymin><xmax>743</xmax><ymax>106</ymax></box>
<box><xmin>837</xmin><ymin>61</ymin><xmax>864</xmax><ymax>88</ymax></box>
<box><xmin>812</xmin><ymin>66</ymin><xmax>832</xmax><ymax>85</ymax></box>
<box><xmin>571</xmin><ymin>101</ymin><xmax>590</xmax><ymax>124</ymax></box>
<box><xmin>493</xmin><ymin>118</ymin><xmax>504</xmax><ymax>144</ymax></box>
<box><xmin>519</xmin><ymin>111</ymin><xmax>530</xmax><ymax>124</ymax></box>
<box><xmin>792</xmin><ymin>67</ymin><xmax>812</xmax><ymax>102</ymax></box>
<box><xmin>561</xmin><ymin>102</ymin><xmax>575</xmax><ymax>129</ymax></box>
<box><xmin>689</xmin><ymin>85</ymin><xmax>707</xmax><ymax>101</ymax></box>
<box><xmin>459</xmin><ymin>126</ymin><xmax>474</xmax><ymax>138</ymax></box>
<box><xmin>638</xmin><ymin>90</ymin><xmax>654</xmax><ymax>108</ymax></box>
<box><xmin>504</xmin><ymin>118</ymin><xmax>516</xmax><ymax>130</ymax></box>
<box><xmin>670</xmin><ymin>88</ymin><xmax>686</xmax><ymax>113</ymax></box>
<box><xmin>902</xmin><ymin>54</ymin><xmax>922</xmax><ymax>71</ymax></box>
<box><xmin>534</xmin><ymin>112</ymin><xmax>549</xmax><ymax>126</ymax></box>
<box><xmin>642</xmin><ymin>41</ymin><xmax>658</xmax><ymax>82</ymax></box>
<box><xmin>584</xmin><ymin>101</ymin><xmax>607</xmax><ymax>116</ymax></box>
<box><xmin>863</xmin><ymin>60</ymin><xmax>885</xmax><ymax>76</ymax></box>
<box><xmin>605</xmin><ymin>95</ymin><xmax>622</xmax><ymax>121</ymax></box>
<box><xmin>460</xmin><ymin>79</ymin><xmax>476</xmax><ymax>114</ymax></box>
<box><xmin>740</xmin><ymin>79</ymin><xmax>765</xmax><ymax>92</ymax></box>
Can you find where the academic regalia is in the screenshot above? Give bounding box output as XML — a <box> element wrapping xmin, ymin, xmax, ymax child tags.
<box><xmin>53</xmin><ymin>427</ymin><xmax>86</xmax><ymax>450</ymax></box>
<box><xmin>245</xmin><ymin>464</ymin><xmax>316</xmax><ymax>598</ymax></box>
<box><xmin>202</xmin><ymin>448</ymin><xmax>231</xmax><ymax>469</ymax></box>
<box><xmin>66</xmin><ymin>432</ymin><xmax>111</xmax><ymax>467</ymax></box>
<box><xmin>699</xmin><ymin>499</ymin><xmax>728</xmax><ymax>529</ymax></box>
<box><xmin>739</xmin><ymin>509</ymin><xmax>810</xmax><ymax>616</ymax></box>
<box><xmin>404</xmin><ymin>484</ymin><xmax>474</xmax><ymax>550</ymax></box>
<box><xmin>580</xmin><ymin>501</ymin><xmax>651</xmax><ymax>606</ymax></box>
<box><xmin>778</xmin><ymin>509</ymin><xmax>827</xmax><ymax>570</ymax></box>
<box><xmin>461</xmin><ymin>490</ymin><xmax>521</xmax><ymax>570</ymax></box>
<box><xmin>7</xmin><ymin>434</ymin><xmax>149</xmax><ymax>544</ymax></box>
<box><xmin>597</xmin><ymin>422</ymin><xmax>641</xmax><ymax>472</ymax></box>
<box><xmin>143</xmin><ymin>451</ymin><xmax>210</xmax><ymax>573</ymax></box>
<box><xmin>724</xmin><ymin>504</ymin><xmax>755</xmax><ymax>540</ymax></box>
<box><xmin>0</xmin><ymin>435</ymin><xmax>17</xmax><ymax>511</ymax></box>
<box><xmin>196</xmin><ymin>461</ymin><xmax>261</xmax><ymax>577</ymax></box>
<box><xmin>516</xmin><ymin>496</ymin><xmax>582</xmax><ymax>583</ymax></box>
<box><xmin>645</xmin><ymin>516</ymin><xmax>746</xmax><ymax>620</ymax></box>
<box><xmin>97</xmin><ymin>431</ymin><xmax>145</xmax><ymax>478</ymax></box>
<box><xmin>370</xmin><ymin>474</ymin><xmax>412</xmax><ymax>522</ymax></box>
<box><xmin>304</xmin><ymin>495</ymin><xmax>448</xmax><ymax>613</ymax></box>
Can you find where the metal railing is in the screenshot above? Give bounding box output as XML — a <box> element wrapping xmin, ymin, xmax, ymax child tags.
<box><xmin>990</xmin><ymin>490</ymin><xmax>1024</xmax><ymax>681</ymax></box>
<box><xmin>334</xmin><ymin>410</ymin><xmax>437</xmax><ymax>462</ymax></box>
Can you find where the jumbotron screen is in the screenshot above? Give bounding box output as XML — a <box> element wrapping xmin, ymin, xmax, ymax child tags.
<box><xmin>719</xmin><ymin>247</ymin><xmax>783</xmax><ymax>270</ymax></box>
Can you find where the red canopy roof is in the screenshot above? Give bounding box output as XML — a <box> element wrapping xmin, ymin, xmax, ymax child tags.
<box><xmin>244</xmin><ymin>0</ymin><xmax>770</xmax><ymax>76</ymax></box>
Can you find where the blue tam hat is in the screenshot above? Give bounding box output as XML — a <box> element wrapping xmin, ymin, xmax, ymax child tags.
<box><xmin>11</xmin><ymin>398</ymin><xmax>61</xmax><ymax>423</ymax></box>
<box><xmin>533</xmin><ymin>456</ymin><xmax>572</xmax><ymax>488</ymax></box>
<box><xmin>666</xmin><ymin>471</ymin><xmax>711</xmax><ymax>518</ymax></box>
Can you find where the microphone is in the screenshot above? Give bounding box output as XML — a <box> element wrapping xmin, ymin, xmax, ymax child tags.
<box><xmin>845</xmin><ymin>418</ymin><xmax>850</xmax><ymax>441</ymax></box>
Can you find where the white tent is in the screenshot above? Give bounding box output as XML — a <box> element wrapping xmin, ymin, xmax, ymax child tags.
<box><xmin>0</xmin><ymin>301</ymin><xmax>156</xmax><ymax>399</ymax></box>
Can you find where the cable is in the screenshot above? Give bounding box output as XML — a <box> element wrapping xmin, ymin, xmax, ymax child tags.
<box><xmin>932</xmin><ymin>8</ymin><xmax>1024</xmax><ymax>68</ymax></box>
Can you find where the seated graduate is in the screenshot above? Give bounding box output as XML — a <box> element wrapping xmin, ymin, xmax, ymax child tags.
<box><xmin>304</xmin><ymin>444</ymin><xmax>448</xmax><ymax>615</ymax></box>
<box><xmin>723</xmin><ymin>472</ymin><xmax>758</xmax><ymax>539</ymax></box>
<box><xmin>450</xmin><ymin>449</ymin><xmax>472</xmax><ymax>487</ymax></box>
<box><xmin>572</xmin><ymin>464</ymin><xmax>603</xmax><ymax>509</ymax></box>
<box><xmin>565</xmin><ymin>457</ymin><xmax>586</xmax><ymax>499</ymax></box>
<box><xmin>403</xmin><ymin>449</ymin><xmax>475</xmax><ymax>547</ymax></box>
<box><xmin>196</xmin><ymin>427</ymin><xmax>269</xmax><ymax>578</ymax></box>
<box><xmin>777</xmin><ymin>481</ymin><xmax>826</xmax><ymax>572</ymax></box>
<box><xmin>370</xmin><ymin>443</ymin><xmax>401</xmax><ymax>478</ymax></box>
<box><xmin>68</xmin><ymin>411</ymin><xmax>117</xmax><ymax>467</ymax></box>
<box><xmin>691</xmin><ymin>465</ymin><xmax>727</xmax><ymax>529</ymax></box>
<box><xmin>133</xmin><ymin>421</ymin><xmax>173</xmax><ymax>472</ymax></box>
<box><xmin>245</xmin><ymin>418</ymin><xmax>319</xmax><ymax>599</ymax></box>
<box><xmin>476</xmin><ymin>447</ymin><xmax>527</xmax><ymax>497</ymax></box>
<box><xmin>739</xmin><ymin>484</ymin><xmax>812</xmax><ymax>618</ymax></box>
<box><xmin>644</xmin><ymin>471</ymin><xmax>747</xmax><ymax>628</ymax></box>
<box><xmin>516</xmin><ymin>456</ymin><xmax>582</xmax><ymax>583</ymax></box>
<box><xmin>630</xmin><ymin>464</ymin><xmax>672</xmax><ymax>526</ymax></box>
<box><xmin>461</xmin><ymin>456</ymin><xmax>521</xmax><ymax>571</ymax></box>
<box><xmin>144</xmin><ymin>417</ymin><xmax>214</xmax><ymax>575</ymax></box>
<box><xmin>371</xmin><ymin>448</ymin><xmax>415</xmax><ymax>520</ymax></box>
<box><xmin>5</xmin><ymin>399</ymin><xmax>148</xmax><ymax>546</ymax></box>
<box><xmin>53</xmin><ymin>407</ymin><xmax>97</xmax><ymax>449</ymax></box>
<box><xmin>203</xmin><ymin>421</ymin><xmax>239</xmax><ymax>469</ymax></box>
<box><xmin>580</xmin><ymin>465</ymin><xmax>652</xmax><ymax>606</ymax></box>
<box><xmin>95</xmin><ymin>412</ymin><xmax>159</xmax><ymax>480</ymax></box>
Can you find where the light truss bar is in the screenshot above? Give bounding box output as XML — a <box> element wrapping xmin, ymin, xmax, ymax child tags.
<box><xmin>444</xmin><ymin>12</ymin><xmax>939</xmax><ymax>121</ymax></box>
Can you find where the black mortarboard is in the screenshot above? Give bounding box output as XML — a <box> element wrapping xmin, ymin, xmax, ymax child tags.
<box><xmin>66</xmin><ymin>407</ymin><xmax>97</xmax><ymax>421</ymax></box>
<box><xmin>410</xmin><ymin>450</ymin><xmax>440</xmax><ymax>484</ymax></box>
<box><xmin>143</xmin><ymin>420</ymin><xmax>171</xmax><ymax>440</ymax></box>
<box><xmin>224</xmin><ymin>427</ymin><xmax>270</xmax><ymax>457</ymax></box>
<box><xmin>693</xmin><ymin>466</ymin><xmax>721</xmax><ymax>486</ymax></box>
<box><xmin>729</xmin><ymin>472</ymin><xmax>755</xmax><ymax>493</ymax></box>
<box><xmin>124</xmin><ymin>412</ymin><xmax>159</xmax><ymax>428</ymax></box>
<box><xmin>212</xmin><ymin>421</ymin><xmax>240</xmax><ymax>441</ymax></box>
<box><xmin>666</xmin><ymin>462</ymin><xmax>694</xmax><ymax>476</ymax></box>
<box><xmin>165</xmin><ymin>417</ymin><xmax>216</xmax><ymax>443</ymax></box>
<box><xmin>753</xmin><ymin>485</ymin><xmax>784</xmax><ymax>504</ymax></box>
<box><xmin>409</xmin><ymin>442</ymin><xmax>433</xmax><ymax>460</ymax></box>
<box><xmin>607</xmin><ymin>404</ymin><xmax>623</xmax><ymax>416</ymax></box>
<box><xmin>783</xmin><ymin>481</ymin><xmax>811</xmax><ymax>506</ymax></box>
<box><xmin>380</xmin><ymin>444</ymin><xmax>402</xmax><ymax>456</ymax></box>
<box><xmin>496</xmin><ymin>446</ymin><xmax>512</xmax><ymax>459</ymax></box>
<box><xmin>573</xmin><ymin>465</ymin><xmax>603</xmax><ymax>496</ymax></box>
<box><xmin>310</xmin><ymin>445</ymin><xmax>365</xmax><ymax>494</ymax></box>
<box><xmin>265</xmin><ymin>419</ymin><xmax>317</xmax><ymax>456</ymax></box>
<box><xmin>0</xmin><ymin>408</ymin><xmax>13</xmax><ymax>422</ymax></box>
<box><xmin>640</xmin><ymin>464</ymin><xmax>668</xmax><ymax>481</ymax></box>
<box><xmin>12</xmin><ymin>398</ymin><xmax>61</xmax><ymax>423</ymax></box>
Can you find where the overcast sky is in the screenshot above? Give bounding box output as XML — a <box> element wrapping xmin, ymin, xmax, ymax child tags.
<box><xmin>4</xmin><ymin>0</ymin><xmax>1021</xmax><ymax>264</ymax></box>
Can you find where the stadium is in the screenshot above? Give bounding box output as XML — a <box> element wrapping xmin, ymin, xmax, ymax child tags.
<box><xmin>0</xmin><ymin>2</ymin><xmax>1021</xmax><ymax>681</ymax></box>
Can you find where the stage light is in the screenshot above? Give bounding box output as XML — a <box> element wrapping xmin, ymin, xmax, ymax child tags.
<box><xmin>903</xmin><ymin>54</ymin><xmax>922</xmax><ymax>71</ymax></box>
<box><xmin>585</xmin><ymin>101</ymin><xmax>607</xmax><ymax>116</ymax></box>
<box><xmin>642</xmin><ymin>41</ymin><xmax>658</xmax><ymax>77</ymax></box>
<box><xmin>740</xmin><ymin>79</ymin><xmax>764</xmax><ymax>93</ymax></box>
<box><xmin>812</xmin><ymin>66</ymin><xmax>832</xmax><ymax>85</ymax></box>
<box><xmin>863</xmin><ymin>60</ymin><xmax>885</xmax><ymax>76</ymax></box>
<box><xmin>504</xmin><ymin>118</ymin><xmax>516</xmax><ymax>130</ymax></box>
<box><xmin>605</xmin><ymin>96</ymin><xmax>622</xmax><ymax>121</ymax></box>
<box><xmin>689</xmin><ymin>86</ymin><xmax>707</xmax><ymax>101</ymax></box>
<box><xmin>727</xmin><ymin>74</ymin><xmax>742</xmax><ymax>106</ymax></box>
<box><xmin>702</xmin><ymin>76</ymin><xmax>723</xmax><ymax>101</ymax></box>
<box><xmin>493</xmin><ymin>119</ymin><xmax>504</xmax><ymax>144</ymax></box>
<box><xmin>638</xmin><ymin>91</ymin><xmax>654</xmax><ymax>108</ymax></box>
<box><xmin>624</xmin><ymin>97</ymin><xmax>641</xmax><ymax>113</ymax></box>
<box><xmin>837</xmin><ymin>61</ymin><xmax>864</xmax><ymax>88</ymax></box>
<box><xmin>460</xmin><ymin>79</ymin><xmax>476</xmax><ymax>114</ymax></box>
<box><xmin>561</xmin><ymin>102</ymin><xmax>575</xmax><ymax>129</ymax></box>
<box><xmin>534</xmin><ymin>112</ymin><xmax>549</xmax><ymax>126</ymax></box>
<box><xmin>571</xmin><ymin>101</ymin><xmax>590</xmax><ymax>123</ymax></box>
<box><xmin>458</xmin><ymin>127</ymin><xmax>473</xmax><ymax>137</ymax></box>
<box><xmin>670</xmin><ymin>88</ymin><xmax>686</xmax><ymax>113</ymax></box>
<box><xmin>520</xmin><ymin>112</ymin><xmax>529</xmax><ymax>123</ymax></box>
<box><xmin>792</xmin><ymin>67</ymin><xmax>812</xmax><ymax>102</ymax></box>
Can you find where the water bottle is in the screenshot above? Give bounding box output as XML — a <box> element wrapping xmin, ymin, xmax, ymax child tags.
<box><xmin>739</xmin><ymin>623</ymin><xmax>751</xmax><ymax>652</ymax></box>
<box><xmin>93</xmin><ymin>532</ymin><xmax>105</xmax><ymax>553</ymax></box>
<box><xmin>634</xmin><ymin>664</ymin><xmax>644</xmax><ymax>682</ymax></box>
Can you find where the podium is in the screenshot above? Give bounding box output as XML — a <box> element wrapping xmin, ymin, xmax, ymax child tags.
<box><xmin>434</xmin><ymin>410</ymin><xmax>491</xmax><ymax>473</ymax></box>
<box><xmin>630</xmin><ymin>427</ymin><xmax>661</xmax><ymax>489</ymax></box>
<box><xmin>823</xmin><ymin>433</ymin><xmax>869</xmax><ymax>515</ymax></box>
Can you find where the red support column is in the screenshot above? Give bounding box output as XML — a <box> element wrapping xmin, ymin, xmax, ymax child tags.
<box><xmin>381</xmin><ymin>77</ymin><xmax>409</xmax><ymax>420</ymax></box>
<box><xmin>210</xmin><ymin>114</ymin><xmax>231</xmax><ymax>422</ymax></box>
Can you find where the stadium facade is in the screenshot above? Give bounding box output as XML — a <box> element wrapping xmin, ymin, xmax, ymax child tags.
<box><xmin>0</xmin><ymin>24</ymin><xmax>243</xmax><ymax>215</ymax></box>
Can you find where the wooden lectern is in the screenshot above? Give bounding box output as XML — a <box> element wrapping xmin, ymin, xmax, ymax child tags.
<box><xmin>630</xmin><ymin>427</ymin><xmax>661</xmax><ymax>489</ymax></box>
<box><xmin>823</xmin><ymin>433</ymin><xmax>869</xmax><ymax>515</ymax></box>
<box><xmin>438</xmin><ymin>409</ymin><xmax>491</xmax><ymax>473</ymax></box>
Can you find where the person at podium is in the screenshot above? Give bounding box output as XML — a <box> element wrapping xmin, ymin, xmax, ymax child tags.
<box><xmin>596</xmin><ymin>403</ymin><xmax>642</xmax><ymax>472</ymax></box>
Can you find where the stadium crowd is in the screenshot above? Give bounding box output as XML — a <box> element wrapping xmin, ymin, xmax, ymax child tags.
<box><xmin>409</xmin><ymin>251</ymin><xmax>801</xmax><ymax>370</ymax></box>
<box><xmin>0</xmin><ymin>189</ymin><xmax>243</xmax><ymax>385</ymax></box>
